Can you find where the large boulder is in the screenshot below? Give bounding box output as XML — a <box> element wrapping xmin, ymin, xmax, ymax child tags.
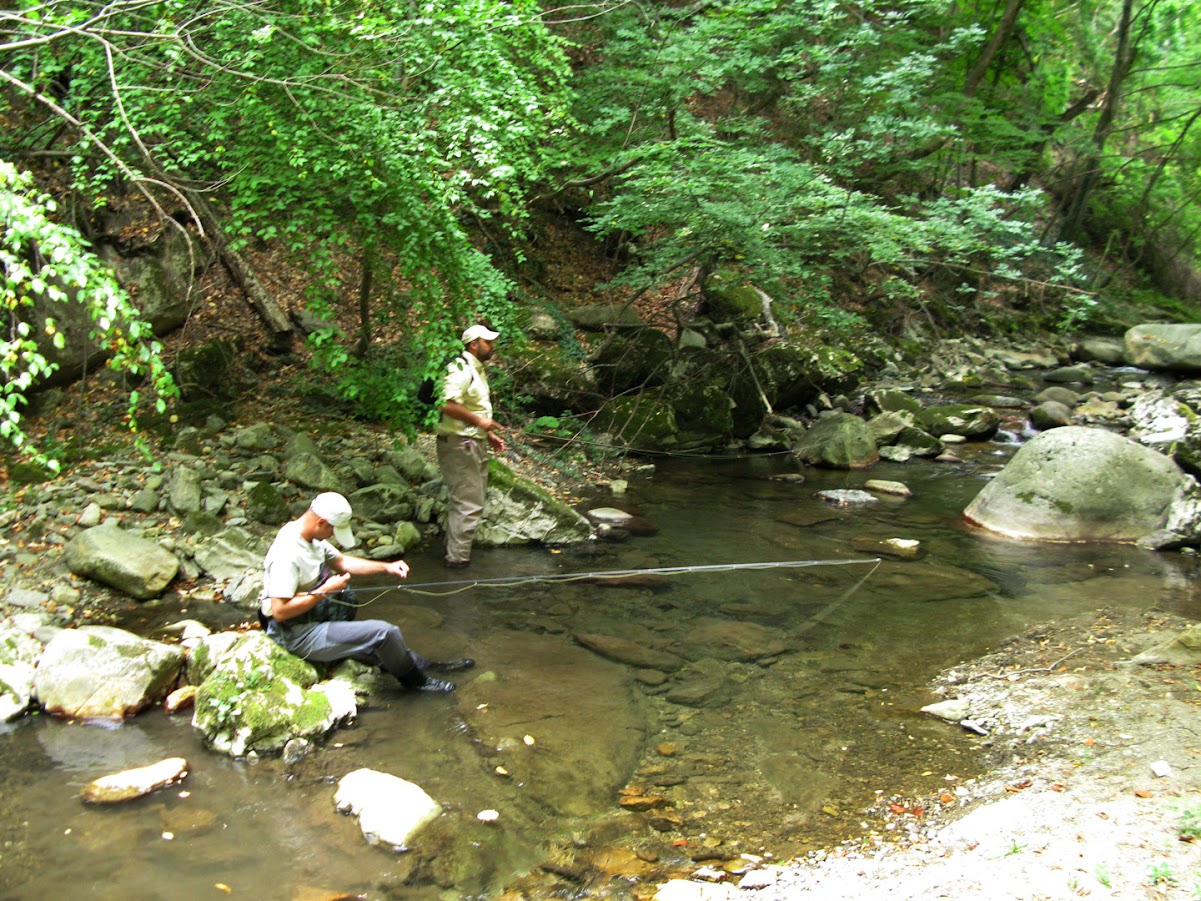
<box><xmin>476</xmin><ymin>462</ymin><xmax>594</xmax><ymax>547</ymax></box>
<box><xmin>963</xmin><ymin>426</ymin><xmax>1191</xmax><ymax>542</ymax></box>
<box><xmin>597</xmin><ymin>389</ymin><xmax>680</xmax><ymax>451</ymax></box>
<box><xmin>191</xmin><ymin>631</ymin><xmax>358</xmax><ymax>757</ymax></box>
<box><xmin>791</xmin><ymin>413</ymin><xmax>879</xmax><ymax>469</ymax></box>
<box><xmin>504</xmin><ymin>342</ymin><xmax>599</xmax><ymax>417</ymax></box>
<box><xmin>34</xmin><ymin>626</ymin><xmax>184</xmax><ymax>718</ymax></box>
<box><xmin>1126</xmin><ymin>324</ymin><xmax>1201</xmax><ymax>372</ymax></box>
<box><xmin>63</xmin><ymin>524</ymin><xmax>180</xmax><ymax>600</ymax></box>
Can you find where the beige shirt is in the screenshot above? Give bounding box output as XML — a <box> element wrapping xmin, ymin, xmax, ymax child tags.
<box><xmin>259</xmin><ymin>520</ymin><xmax>339</xmax><ymax>617</ymax></box>
<box><xmin>436</xmin><ymin>352</ymin><xmax>491</xmax><ymax>439</ymax></box>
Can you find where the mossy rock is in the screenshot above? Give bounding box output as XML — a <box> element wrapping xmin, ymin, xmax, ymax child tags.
<box><xmin>503</xmin><ymin>341</ymin><xmax>597</xmax><ymax>416</ymax></box>
<box><xmin>589</xmin><ymin>328</ymin><xmax>673</xmax><ymax>395</ymax></box>
<box><xmin>704</xmin><ymin>271</ymin><xmax>764</xmax><ymax>323</ymax></box>
<box><xmin>246</xmin><ymin>481</ymin><xmax>290</xmax><ymax>526</ymax></box>
<box><xmin>598</xmin><ymin>389</ymin><xmax>679</xmax><ymax>450</ymax></box>
<box><xmin>670</xmin><ymin>382</ymin><xmax>735</xmax><ymax>437</ymax></box>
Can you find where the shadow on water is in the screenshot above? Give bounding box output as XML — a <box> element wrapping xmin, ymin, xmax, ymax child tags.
<box><xmin>3</xmin><ymin>444</ymin><xmax>1201</xmax><ymax>899</ymax></box>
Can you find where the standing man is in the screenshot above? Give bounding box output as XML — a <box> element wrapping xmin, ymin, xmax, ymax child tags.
<box><xmin>436</xmin><ymin>323</ymin><xmax>506</xmax><ymax>568</ymax></box>
<box><xmin>260</xmin><ymin>492</ymin><xmax>473</xmax><ymax>692</ymax></box>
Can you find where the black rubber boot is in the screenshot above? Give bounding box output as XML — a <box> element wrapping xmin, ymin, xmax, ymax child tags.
<box><xmin>398</xmin><ymin>667</ymin><xmax>455</xmax><ymax>692</ymax></box>
<box><xmin>427</xmin><ymin>658</ymin><xmax>475</xmax><ymax>672</ymax></box>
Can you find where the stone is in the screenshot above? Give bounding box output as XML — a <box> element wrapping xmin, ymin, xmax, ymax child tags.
<box><xmin>791</xmin><ymin>414</ymin><xmax>879</xmax><ymax>469</ymax></box>
<box><xmin>864</xmin><ymin>479</ymin><xmax>911</xmax><ymax>497</ymax></box>
<box><xmin>921</xmin><ymin>699</ymin><xmax>970</xmax><ymax>722</ymax></box>
<box><xmin>1074</xmin><ymin>336</ymin><xmax>1127</xmax><ymax>365</ymax></box>
<box><xmin>191</xmin><ymin>631</ymin><xmax>357</xmax><ymax>757</ymax></box>
<box><xmin>1044</xmin><ymin>363</ymin><xmax>1095</xmax><ymax>385</ymax></box>
<box><xmin>964</xmin><ymin>426</ymin><xmax>1191</xmax><ymax>543</ymax></box>
<box><xmin>335</xmin><ymin>768</ymin><xmax>442</xmax><ymax>850</ymax></box>
<box><xmin>475</xmin><ymin>462</ymin><xmax>594</xmax><ymax>546</ymax></box>
<box><xmin>63</xmin><ymin>524</ymin><xmax>180</xmax><ymax>599</ymax></box>
<box><xmin>575</xmin><ymin>633</ymin><xmax>685</xmax><ymax>671</ymax></box>
<box><xmin>683</xmin><ymin>618</ymin><xmax>790</xmax><ymax>662</ymax></box>
<box><xmin>919</xmin><ymin>404</ymin><xmax>1000</xmax><ymax>440</ymax></box>
<box><xmin>285</xmin><ymin>452</ymin><xmax>345</xmax><ymax>493</ymax></box>
<box><xmin>1035</xmin><ymin>386</ymin><xmax>1078</xmax><ymax>407</ymax></box>
<box><xmin>1028</xmin><ymin>400</ymin><xmax>1073</xmax><ymax>430</ymax></box>
<box><xmin>35</xmin><ymin>626</ymin><xmax>184</xmax><ymax>718</ymax></box>
<box><xmin>0</xmin><ymin>625</ymin><xmax>42</xmax><ymax>721</ymax></box>
<box><xmin>81</xmin><ymin>757</ymin><xmax>189</xmax><ymax>804</ymax></box>
<box><xmin>1126</xmin><ymin>323</ymin><xmax>1201</xmax><ymax>372</ymax></box>
<box><xmin>817</xmin><ymin>489</ymin><xmax>879</xmax><ymax>506</ymax></box>
<box><xmin>164</xmin><ymin>685</ymin><xmax>198</xmax><ymax>714</ymax></box>
<box><xmin>851</xmin><ymin>537</ymin><xmax>922</xmax><ymax>558</ymax></box>
<box><xmin>168</xmin><ymin>466</ymin><xmax>204</xmax><ymax>515</ymax></box>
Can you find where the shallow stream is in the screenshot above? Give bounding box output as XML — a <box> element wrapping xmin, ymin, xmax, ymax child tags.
<box><xmin>2</xmin><ymin>429</ymin><xmax>1200</xmax><ymax>899</ymax></box>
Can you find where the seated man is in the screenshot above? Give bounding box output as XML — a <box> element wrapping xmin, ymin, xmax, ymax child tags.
<box><xmin>259</xmin><ymin>492</ymin><xmax>472</xmax><ymax>692</ymax></box>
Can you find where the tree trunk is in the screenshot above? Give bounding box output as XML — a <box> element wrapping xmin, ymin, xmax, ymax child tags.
<box><xmin>963</xmin><ymin>0</ymin><xmax>1027</xmax><ymax>98</ymax></box>
<box><xmin>354</xmin><ymin>251</ymin><xmax>373</xmax><ymax>358</ymax></box>
<box><xmin>187</xmin><ymin>192</ymin><xmax>294</xmax><ymax>353</ymax></box>
<box><xmin>1057</xmin><ymin>0</ymin><xmax>1141</xmax><ymax>243</ymax></box>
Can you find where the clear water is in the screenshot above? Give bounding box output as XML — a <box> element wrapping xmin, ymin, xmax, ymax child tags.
<box><xmin>2</xmin><ymin>444</ymin><xmax>1199</xmax><ymax>900</ymax></box>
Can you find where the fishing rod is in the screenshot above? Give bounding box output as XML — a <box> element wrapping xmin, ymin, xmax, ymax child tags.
<box><xmin>331</xmin><ymin>557</ymin><xmax>882</xmax><ymax>604</ymax></box>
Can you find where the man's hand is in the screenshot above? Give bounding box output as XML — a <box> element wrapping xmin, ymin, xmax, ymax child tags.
<box><xmin>320</xmin><ymin>572</ymin><xmax>352</xmax><ymax>594</ymax></box>
<box><xmin>487</xmin><ymin>431</ymin><xmax>506</xmax><ymax>453</ymax></box>
<box><xmin>382</xmin><ymin>559</ymin><xmax>410</xmax><ymax>579</ymax></box>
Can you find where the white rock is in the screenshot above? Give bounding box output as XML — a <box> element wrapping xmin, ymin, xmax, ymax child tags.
<box><xmin>335</xmin><ymin>768</ymin><xmax>442</xmax><ymax>850</ymax></box>
<box><xmin>921</xmin><ymin>699</ymin><xmax>970</xmax><ymax>722</ymax></box>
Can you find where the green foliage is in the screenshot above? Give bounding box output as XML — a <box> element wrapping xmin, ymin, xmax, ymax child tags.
<box><xmin>0</xmin><ymin>160</ymin><xmax>177</xmax><ymax>468</ymax></box>
<box><xmin>3</xmin><ymin>0</ymin><xmax>572</xmax><ymax>410</ymax></box>
<box><xmin>559</xmin><ymin>0</ymin><xmax>1093</xmax><ymax>338</ymax></box>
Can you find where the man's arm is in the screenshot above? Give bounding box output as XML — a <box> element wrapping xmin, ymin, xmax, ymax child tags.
<box><xmin>331</xmin><ymin>555</ymin><xmax>411</xmax><ymax>579</ymax></box>
<box><xmin>269</xmin><ymin>570</ymin><xmax>352</xmax><ymax>621</ymax></box>
<box><xmin>268</xmin><ymin>557</ymin><xmax>408</xmax><ymax>621</ymax></box>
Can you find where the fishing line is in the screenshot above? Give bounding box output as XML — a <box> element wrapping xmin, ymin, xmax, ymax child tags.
<box><xmin>326</xmin><ymin>557</ymin><xmax>882</xmax><ymax>607</ymax></box>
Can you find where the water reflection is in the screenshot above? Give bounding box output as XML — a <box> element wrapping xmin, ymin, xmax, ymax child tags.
<box><xmin>2</xmin><ymin>450</ymin><xmax>1200</xmax><ymax>899</ymax></box>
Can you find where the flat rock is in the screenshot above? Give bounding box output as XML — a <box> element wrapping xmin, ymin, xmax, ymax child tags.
<box><xmin>81</xmin><ymin>757</ymin><xmax>189</xmax><ymax>804</ymax></box>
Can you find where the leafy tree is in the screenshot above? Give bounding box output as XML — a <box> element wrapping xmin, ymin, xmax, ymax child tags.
<box><xmin>553</xmin><ymin>0</ymin><xmax>1087</xmax><ymax>335</ymax></box>
<box><xmin>0</xmin><ymin>159</ymin><xmax>176</xmax><ymax>470</ymax></box>
<box><xmin>1</xmin><ymin>0</ymin><xmax>572</xmax><ymax>440</ymax></box>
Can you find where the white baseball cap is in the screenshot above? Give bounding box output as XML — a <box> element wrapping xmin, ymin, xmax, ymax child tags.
<box><xmin>461</xmin><ymin>324</ymin><xmax>500</xmax><ymax>344</ymax></box>
<box><xmin>309</xmin><ymin>492</ymin><xmax>356</xmax><ymax>548</ymax></box>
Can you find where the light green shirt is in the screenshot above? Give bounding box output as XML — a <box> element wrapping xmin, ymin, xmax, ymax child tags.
<box><xmin>436</xmin><ymin>352</ymin><xmax>491</xmax><ymax>439</ymax></box>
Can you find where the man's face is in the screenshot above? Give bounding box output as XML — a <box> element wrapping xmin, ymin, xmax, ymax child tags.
<box><xmin>471</xmin><ymin>338</ymin><xmax>497</xmax><ymax>361</ymax></box>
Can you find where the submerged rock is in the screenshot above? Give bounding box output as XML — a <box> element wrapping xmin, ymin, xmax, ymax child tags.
<box><xmin>81</xmin><ymin>757</ymin><xmax>189</xmax><ymax>804</ymax></box>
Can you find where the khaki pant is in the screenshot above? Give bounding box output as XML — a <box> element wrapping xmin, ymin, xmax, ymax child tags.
<box><xmin>437</xmin><ymin>434</ymin><xmax>489</xmax><ymax>564</ymax></box>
